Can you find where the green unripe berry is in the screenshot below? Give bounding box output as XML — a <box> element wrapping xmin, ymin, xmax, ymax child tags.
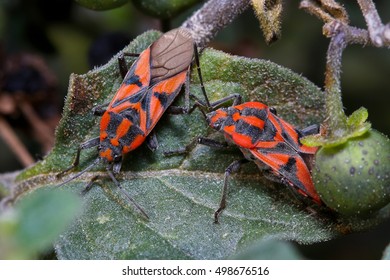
<box><xmin>313</xmin><ymin>129</ymin><xmax>390</xmax><ymax>216</ymax></box>
<box><xmin>132</xmin><ymin>0</ymin><xmax>200</xmax><ymax>19</ymax></box>
<box><xmin>75</xmin><ymin>0</ymin><xmax>129</xmax><ymax>11</ymax></box>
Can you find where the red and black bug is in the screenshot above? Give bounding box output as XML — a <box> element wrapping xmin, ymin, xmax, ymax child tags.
<box><xmin>207</xmin><ymin>99</ymin><xmax>320</xmax><ymax>222</ymax></box>
<box><xmin>58</xmin><ymin>28</ymin><xmax>210</xmax><ymax>218</ymax></box>
<box><xmin>167</xmin><ymin>95</ymin><xmax>320</xmax><ymax>222</ymax></box>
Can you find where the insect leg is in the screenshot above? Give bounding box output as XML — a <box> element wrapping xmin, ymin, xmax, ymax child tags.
<box><xmin>209</xmin><ymin>94</ymin><xmax>242</xmax><ymax>109</ymax></box>
<box><xmin>184</xmin><ymin>70</ymin><xmax>191</xmax><ymax>112</ymax></box>
<box><xmin>165</xmin><ymin>72</ymin><xmax>193</xmax><ymax>115</ymax></box>
<box><xmin>198</xmin><ymin>137</ymin><xmax>228</xmax><ymax>148</ymax></box>
<box><xmin>192</xmin><ymin>44</ymin><xmax>211</xmax><ymax>108</ymax></box>
<box><xmin>112</xmin><ymin>159</ymin><xmax>122</xmax><ymax>175</ymax></box>
<box><xmin>57</xmin><ymin>137</ymin><xmax>100</xmax><ymax>176</ymax></box>
<box><xmin>167</xmin><ymin>43</ymin><xmax>212</xmax><ymax>114</ymax></box>
<box><xmin>118</xmin><ymin>52</ymin><xmax>139</xmax><ymax>79</ymax></box>
<box><xmin>167</xmin><ymin>93</ymin><xmax>242</xmax><ymax>119</ymax></box>
<box><xmin>81</xmin><ymin>175</ymin><xmax>101</xmax><ymax>195</ymax></box>
<box><xmin>146</xmin><ymin>131</ymin><xmax>158</xmax><ymax>151</ymax></box>
<box><xmin>165</xmin><ymin>105</ymin><xmax>187</xmax><ymax>115</ymax></box>
<box><xmin>57</xmin><ymin>157</ymin><xmax>101</xmax><ymax>187</ymax></box>
<box><xmin>300</xmin><ymin>124</ymin><xmax>320</xmax><ymax>136</ymax></box>
<box><xmin>92</xmin><ymin>103</ymin><xmax>109</xmax><ymax>116</ymax></box>
<box><xmin>163</xmin><ymin>137</ymin><xmax>228</xmax><ymax>156</ymax></box>
<box><xmin>214</xmin><ymin>158</ymin><xmax>249</xmax><ymax>224</ymax></box>
<box><xmin>190</xmin><ymin>93</ymin><xmax>242</xmax><ymax>113</ymax></box>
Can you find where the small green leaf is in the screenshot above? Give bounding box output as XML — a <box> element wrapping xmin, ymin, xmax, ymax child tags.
<box><xmin>346</xmin><ymin>107</ymin><xmax>368</xmax><ymax>127</ymax></box>
<box><xmin>302</xmin><ymin>107</ymin><xmax>371</xmax><ymax>148</ymax></box>
<box><xmin>5</xmin><ymin>30</ymin><xmax>389</xmax><ymax>259</ymax></box>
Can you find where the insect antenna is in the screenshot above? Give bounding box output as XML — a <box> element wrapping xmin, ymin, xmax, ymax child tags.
<box><xmin>106</xmin><ymin>169</ymin><xmax>149</xmax><ymax>220</ymax></box>
<box><xmin>57</xmin><ymin>157</ymin><xmax>101</xmax><ymax>188</ymax></box>
<box><xmin>187</xmin><ymin>93</ymin><xmax>209</xmax><ymax>121</ymax></box>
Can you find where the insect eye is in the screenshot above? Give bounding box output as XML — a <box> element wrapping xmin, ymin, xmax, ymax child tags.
<box><xmin>269</xmin><ymin>107</ymin><xmax>277</xmax><ymax>115</ymax></box>
<box><xmin>212</xmin><ymin>122</ymin><xmax>221</xmax><ymax>130</ymax></box>
<box><xmin>113</xmin><ymin>154</ymin><xmax>122</xmax><ymax>162</ymax></box>
<box><xmin>249</xmin><ymin>155</ymin><xmax>257</xmax><ymax>161</ymax></box>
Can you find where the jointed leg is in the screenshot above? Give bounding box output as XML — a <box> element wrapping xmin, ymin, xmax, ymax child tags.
<box><xmin>192</xmin><ymin>44</ymin><xmax>210</xmax><ymax>108</ymax></box>
<box><xmin>118</xmin><ymin>52</ymin><xmax>140</xmax><ymax>79</ymax></box>
<box><xmin>214</xmin><ymin>158</ymin><xmax>249</xmax><ymax>223</ymax></box>
<box><xmin>57</xmin><ymin>137</ymin><xmax>100</xmax><ymax>176</ymax></box>
<box><xmin>146</xmin><ymin>131</ymin><xmax>158</xmax><ymax>152</ymax></box>
<box><xmin>163</xmin><ymin>137</ymin><xmax>228</xmax><ymax>156</ymax></box>
<box><xmin>92</xmin><ymin>103</ymin><xmax>109</xmax><ymax>116</ymax></box>
<box><xmin>81</xmin><ymin>175</ymin><xmax>101</xmax><ymax>195</ymax></box>
<box><xmin>300</xmin><ymin>124</ymin><xmax>320</xmax><ymax>136</ymax></box>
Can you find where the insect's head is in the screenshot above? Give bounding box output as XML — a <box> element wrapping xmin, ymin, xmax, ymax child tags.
<box><xmin>98</xmin><ymin>111</ymin><xmax>139</xmax><ymax>163</ymax></box>
<box><xmin>98</xmin><ymin>145</ymin><xmax>123</xmax><ymax>175</ymax></box>
<box><xmin>206</xmin><ymin>108</ymin><xmax>230</xmax><ymax>131</ymax></box>
<box><xmin>98</xmin><ymin>144</ymin><xmax>122</xmax><ymax>163</ymax></box>
<box><xmin>98</xmin><ymin>112</ymin><xmax>115</xmax><ymax>163</ymax></box>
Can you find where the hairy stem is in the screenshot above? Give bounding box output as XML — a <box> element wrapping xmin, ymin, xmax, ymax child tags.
<box><xmin>181</xmin><ymin>0</ymin><xmax>251</xmax><ymax>48</ymax></box>
<box><xmin>324</xmin><ymin>24</ymin><xmax>347</xmax><ymax>134</ymax></box>
<box><xmin>323</xmin><ymin>21</ymin><xmax>370</xmax><ymax>135</ymax></box>
<box><xmin>357</xmin><ymin>0</ymin><xmax>390</xmax><ymax>47</ymax></box>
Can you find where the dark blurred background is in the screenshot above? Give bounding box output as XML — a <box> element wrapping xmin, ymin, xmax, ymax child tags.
<box><xmin>0</xmin><ymin>0</ymin><xmax>388</xmax><ymax>259</ymax></box>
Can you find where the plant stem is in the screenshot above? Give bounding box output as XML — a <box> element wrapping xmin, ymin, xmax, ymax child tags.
<box><xmin>182</xmin><ymin>0</ymin><xmax>251</xmax><ymax>48</ymax></box>
<box><xmin>324</xmin><ymin>23</ymin><xmax>347</xmax><ymax>134</ymax></box>
<box><xmin>357</xmin><ymin>0</ymin><xmax>390</xmax><ymax>47</ymax></box>
<box><xmin>323</xmin><ymin>21</ymin><xmax>371</xmax><ymax>135</ymax></box>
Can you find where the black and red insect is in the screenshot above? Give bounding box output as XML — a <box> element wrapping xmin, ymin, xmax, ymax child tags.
<box><xmin>58</xmin><ymin>28</ymin><xmax>210</xmax><ymax>218</ymax></box>
<box><xmin>169</xmin><ymin>95</ymin><xmax>321</xmax><ymax>222</ymax></box>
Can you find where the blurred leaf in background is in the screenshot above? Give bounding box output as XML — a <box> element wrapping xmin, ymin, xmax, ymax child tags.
<box><xmin>0</xmin><ymin>188</ymin><xmax>82</xmax><ymax>259</ymax></box>
<box><xmin>230</xmin><ymin>238</ymin><xmax>304</xmax><ymax>260</ymax></box>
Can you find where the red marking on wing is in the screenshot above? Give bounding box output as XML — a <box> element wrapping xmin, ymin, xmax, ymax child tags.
<box><xmin>249</xmin><ymin>147</ymin><xmax>321</xmax><ymax>203</ymax></box>
<box><xmin>268</xmin><ymin>110</ymin><xmax>318</xmax><ymax>155</ymax></box>
<box><xmin>109</xmin><ymin>48</ymin><xmax>151</xmax><ymax>107</ymax></box>
<box><xmin>123</xmin><ymin>134</ymin><xmax>146</xmax><ymax>153</ymax></box>
<box><xmin>152</xmin><ymin>71</ymin><xmax>187</xmax><ymax>96</ymax></box>
<box><xmin>145</xmin><ymin>70</ymin><xmax>187</xmax><ymax>132</ymax></box>
<box><xmin>231</xmin><ymin>110</ymin><xmax>267</xmax><ymax>132</ymax></box>
<box><xmin>299</xmin><ymin>144</ymin><xmax>318</xmax><ymax>155</ymax></box>
<box><xmin>100</xmin><ymin>112</ymin><xmax>111</xmax><ymax>136</ymax></box>
<box><xmin>115</xmin><ymin>118</ymin><xmax>132</xmax><ymax>139</ymax></box>
<box><xmin>133</xmin><ymin>48</ymin><xmax>151</xmax><ymax>83</ymax></box>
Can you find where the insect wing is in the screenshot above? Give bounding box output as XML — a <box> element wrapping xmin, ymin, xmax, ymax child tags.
<box><xmin>142</xmin><ymin>70</ymin><xmax>188</xmax><ymax>132</ymax></box>
<box><xmin>267</xmin><ymin>111</ymin><xmax>317</xmax><ymax>155</ymax></box>
<box><xmin>248</xmin><ymin>141</ymin><xmax>320</xmax><ymax>203</ymax></box>
<box><xmin>150</xmin><ymin>28</ymin><xmax>194</xmax><ymax>84</ymax></box>
<box><xmin>108</xmin><ymin>48</ymin><xmax>152</xmax><ymax>114</ymax></box>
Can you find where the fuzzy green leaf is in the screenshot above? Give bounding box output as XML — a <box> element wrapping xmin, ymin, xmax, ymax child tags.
<box><xmin>4</xmin><ymin>30</ymin><xmax>390</xmax><ymax>259</ymax></box>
